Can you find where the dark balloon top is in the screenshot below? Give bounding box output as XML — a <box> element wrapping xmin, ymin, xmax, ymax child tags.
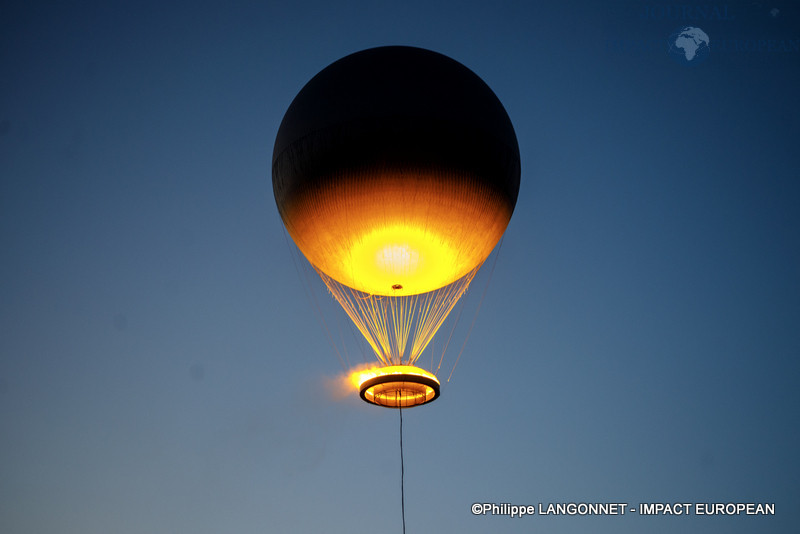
<box><xmin>273</xmin><ymin>45</ymin><xmax>520</xmax><ymax>209</ymax></box>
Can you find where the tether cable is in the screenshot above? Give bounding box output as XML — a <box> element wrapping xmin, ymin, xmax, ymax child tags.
<box><xmin>400</xmin><ymin>406</ymin><xmax>406</xmax><ymax>534</ymax></box>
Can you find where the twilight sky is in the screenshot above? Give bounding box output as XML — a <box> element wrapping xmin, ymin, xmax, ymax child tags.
<box><xmin>1</xmin><ymin>1</ymin><xmax>798</xmax><ymax>533</ymax></box>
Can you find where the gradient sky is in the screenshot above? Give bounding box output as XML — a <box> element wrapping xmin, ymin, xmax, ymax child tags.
<box><xmin>2</xmin><ymin>1</ymin><xmax>798</xmax><ymax>533</ymax></box>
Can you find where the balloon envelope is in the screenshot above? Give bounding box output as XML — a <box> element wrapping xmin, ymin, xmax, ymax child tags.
<box><xmin>273</xmin><ymin>46</ymin><xmax>520</xmax><ymax>296</ymax></box>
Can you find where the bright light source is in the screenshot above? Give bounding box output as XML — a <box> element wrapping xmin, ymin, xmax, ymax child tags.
<box><xmin>352</xmin><ymin>365</ymin><xmax>440</xmax><ymax>408</ymax></box>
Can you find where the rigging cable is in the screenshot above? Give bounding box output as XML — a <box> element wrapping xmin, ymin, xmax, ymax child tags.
<box><xmin>281</xmin><ymin>227</ymin><xmax>348</xmax><ymax>370</ymax></box>
<box><xmin>447</xmin><ymin>237</ymin><xmax>504</xmax><ymax>382</ymax></box>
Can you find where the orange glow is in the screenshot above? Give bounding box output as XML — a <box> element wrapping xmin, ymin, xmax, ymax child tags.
<box><xmin>350</xmin><ymin>365</ymin><xmax>440</xmax><ymax>408</ymax></box>
<box><xmin>281</xmin><ymin>170</ymin><xmax>512</xmax><ymax>296</ymax></box>
<box><xmin>349</xmin><ymin>365</ymin><xmax>439</xmax><ymax>389</ymax></box>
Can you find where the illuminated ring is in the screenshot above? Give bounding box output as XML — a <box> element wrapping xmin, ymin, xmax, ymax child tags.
<box><xmin>358</xmin><ymin>367</ymin><xmax>440</xmax><ymax>408</ymax></box>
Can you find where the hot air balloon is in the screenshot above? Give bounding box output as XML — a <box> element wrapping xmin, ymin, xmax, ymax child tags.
<box><xmin>273</xmin><ymin>46</ymin><xmax>519</xmax><ymax>408</ymax></box>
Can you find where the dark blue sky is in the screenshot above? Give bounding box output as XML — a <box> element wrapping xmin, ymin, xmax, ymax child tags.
<box><xmin>2</xmin><ymin>1</ymin><xmax>798</xmax><ymax>532</ymax></box>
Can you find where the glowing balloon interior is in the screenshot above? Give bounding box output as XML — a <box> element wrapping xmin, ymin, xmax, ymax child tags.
<box><xmin>279</xmin><ymin>169</ymin><xmax>512</xmax><ymax>297</ymax></box>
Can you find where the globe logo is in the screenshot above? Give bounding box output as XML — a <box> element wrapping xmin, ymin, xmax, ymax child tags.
<box><xmin>668</xmin><ymin>26</ymin><xmax>710</xmax><ymax>65</ymax></box>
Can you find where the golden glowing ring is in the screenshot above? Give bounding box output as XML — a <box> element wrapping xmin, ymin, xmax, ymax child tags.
<box><xmin>357</xmin><ymin>366</ymin><xmax>440</xmax><ymax>408</ymax></box>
